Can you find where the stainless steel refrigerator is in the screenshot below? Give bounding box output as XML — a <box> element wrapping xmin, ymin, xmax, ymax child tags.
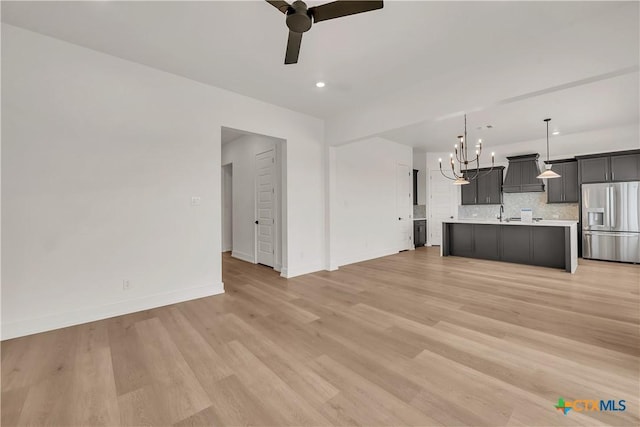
<box><xmin>582</xmin><ymin>181</ymin><xmax>640</xmax><ymax>263</ymax></box>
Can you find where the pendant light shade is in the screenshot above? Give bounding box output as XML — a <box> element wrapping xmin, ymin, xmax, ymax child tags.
<box><xmin>537</xmin><ymin>118</ymin><xmax>561</xmax><ymax>179</ymax></box>
<box><xmin>538</xmin><ymin>165</ymin><xmax>561</xmax><ymax>179</ymax></box>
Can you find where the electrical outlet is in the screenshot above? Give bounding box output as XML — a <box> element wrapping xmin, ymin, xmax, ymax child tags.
<box><xmin>191</xmin><ymin>196</ymin><xmax>202</xmax><ymax>206</ymax></box>
<box><xmin>123</xmin><ymin>280</ymin><xmax>132</xmax><ymax>291</ymax></box>
<box><xmin>472</xmin><ymin>213</ymin><xmax>478</xmax><ymax>217</ymax></box>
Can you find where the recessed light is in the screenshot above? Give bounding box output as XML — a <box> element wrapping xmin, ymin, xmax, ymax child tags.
<box><xmin>552</xmin><ymin>130</ymin><xmax>560</xmax><ymax>135</ymax></box>
<box><xmin>315</xmin><ymin>81</ymin><xmax>325</xmax><ymax>88</ymax></box>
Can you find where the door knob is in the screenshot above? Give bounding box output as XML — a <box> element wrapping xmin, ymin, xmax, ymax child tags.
<box><xmin>255</xmin><ymin>220</ymin><xmax>259</xmax><ymax>225</ymax></box>
<box><xmin>398</xmin><ymin>217</ymin><xmax>402</xmax><ymax>220</ymax></box>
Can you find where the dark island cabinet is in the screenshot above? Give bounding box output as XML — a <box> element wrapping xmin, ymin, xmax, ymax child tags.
<box><xmin>461</xmin><ymin>166</ymin><xmax>505</xmax><ymax>205</ymax></box>
<box><xmin>578</xmin><ymin>150</ymin><xmax>640</xmax><ymax>183</ymax></box>
<box><xmin>443</xmin><ymin>223</ymin><xmax>572</xmax><ymax>271</ymax></box>
<box><xmin>449</xmin><ymin>223</ymin><xmax>500</xmax><ymax>261</ymax></box>
<box><xmin>546</xmin><ymin>160</ymin><xmax>579</xmax><ymax>203</ymax></box>
<box><xmin>501</xmin><ymin>226</ymin><xmax>531</xmax><ymax>264</ymax></box>
<box><xmin>473</xmin><ymin>224</ymin><xmax>501</xmax><ymax>260</ymax></box>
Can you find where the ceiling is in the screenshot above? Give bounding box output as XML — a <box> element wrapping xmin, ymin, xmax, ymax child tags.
<box><xmin>381</xmin><ymin>69</ymin><xmax>640</xmax><ymax>151</ymax></box>
<box><xmin>2</xmin><ymin>1</ymin><xmax>638</xmax><ymax>150</ymax></box>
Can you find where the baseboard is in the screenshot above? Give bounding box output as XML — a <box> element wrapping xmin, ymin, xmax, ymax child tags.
<box><xmin>1</xmin><ymin>283</ymin><xmax>224</xmax><ymax>340</ymax></box>
<box><xmin>280</xmin><ymin>261</ymin><xmax>324</xmax><ymax>278</ymax></box>
<box><xmin>338</xmin><ymin>246</ymin><xmax>399</xmax><ymax>267</ymax></box>
<box><xmin>232</xmin><ymin>250</ymin><xmax>255</xmax><ymax>264</ymax></box>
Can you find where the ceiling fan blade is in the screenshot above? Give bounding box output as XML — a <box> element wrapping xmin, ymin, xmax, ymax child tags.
<box><xmin>266</xmin><ymin>0</ymin><xmax>291</xmax><ymax>14</ymax></box>
<box><xmin>285</xmin><ymin>31</ymin><xmax>303</xmax><ymax>64</ymax></box>
<box><xmin>310</xmin><ymin>0</ymin><xmax>383</xmax><ymax>23</ymax></box>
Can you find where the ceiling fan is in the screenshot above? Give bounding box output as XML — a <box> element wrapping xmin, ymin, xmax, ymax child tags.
<box><xmin>266</xmin><ymin>0</ymin><xmax>384</xmax><ymax>64</ymax></box>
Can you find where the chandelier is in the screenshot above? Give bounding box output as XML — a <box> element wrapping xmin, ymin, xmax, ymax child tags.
<box><xmin>439</xmin><ymin>114</ymin><xmax>495</xmax><ymax>185</ymax></box>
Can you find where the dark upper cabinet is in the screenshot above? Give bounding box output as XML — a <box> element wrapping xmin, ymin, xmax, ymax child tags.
<box><xmin>480</xmin><ymin>168</ymin><xmax>504</xmax><ymax>204</ymax></box>
<box><xmin>461</xmin><ymin>171</ymin><xmax>477</xmax><ymax>205</ymax></box>
<box><xmin>546</xmin><ymin>160</ymin><xmax>579</xmax><ymax>203</ymax></box>
<box><xmin>610</xmin><ymin>153</ymin><xmax>640</xmax><ymax>181</ymax></box>
<box><xmin>461</xmin><ymin>167</ymin><xmax>504</xmax><ymax>205</ymax></box>
<box><xmin>563</xmin><ymin>161</ymin><xmax>579</xmax><ymax>202</ymax></box>
<box><xmin>413</xmin><ymin>169</ymin><xmax>419</xmax><ymax>205</ymax></box>
<box><xmin>578</xmin><ymin>151</ymin><xmax>640</xmax><ymax>183</ymax></box>
<box><xmin>580</xmin><ymin>157</ymin><xmax>610</xmax><ymax>183</ymax></box>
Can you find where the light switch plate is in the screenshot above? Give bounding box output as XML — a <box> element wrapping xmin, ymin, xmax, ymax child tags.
<box><xmin>191</xmin><ymin>196</ymin><xmax>202</xmax><ymax>206</ymax></box>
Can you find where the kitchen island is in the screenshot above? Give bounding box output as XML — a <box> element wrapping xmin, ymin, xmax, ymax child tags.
<box><xmin>441</xmin><ymin>219</ymin><xmax>578</xmax><ymax>273</ymax></box>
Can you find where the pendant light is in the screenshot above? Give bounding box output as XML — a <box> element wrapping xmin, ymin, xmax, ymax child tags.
<box><xmin>537</xmin><ymin>118</ymin><xmax>561</xmax><ymax>179</ymax></box>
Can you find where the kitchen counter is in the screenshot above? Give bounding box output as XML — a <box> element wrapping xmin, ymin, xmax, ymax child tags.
<box><xmin>447</xmin><ymin>218</ymin><xmax>577</xmax><ymax>227</ymax></box>
<box><xmin>441</xmin><ymin>220</ymin><xmax>578</xmax><ymax>273</ymax></box>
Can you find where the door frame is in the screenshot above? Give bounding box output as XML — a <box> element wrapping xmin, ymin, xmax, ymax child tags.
<box><xmin>220</xmin><ymin>126</ymin><xmax>287</xmax><ymax>275</ymax></box>
<box><xmin>221</xmin><ymin>163</ymin><xmax>233</xmax><ymax>253</ymax></box>
<box><xmin>397</xmin><ymin>163</ymin><xmax>413</xmax><ymax>252</ymax></box>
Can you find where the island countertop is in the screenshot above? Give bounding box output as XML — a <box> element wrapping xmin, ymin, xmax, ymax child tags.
<box><xmin>446</xmin><ymin>219</ymin><xmax>577</xmax><ymax>227</ymax></box>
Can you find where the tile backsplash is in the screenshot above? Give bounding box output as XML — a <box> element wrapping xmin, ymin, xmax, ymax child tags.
<box><xmin>458</xmin><ymin>192</ymin><xmax>579</xmax><ymax>221</ymax></box>
<box><xmin>413</xmin><ymin>204</ymin><xmax>426</xmax><ymax>219</ymax></box>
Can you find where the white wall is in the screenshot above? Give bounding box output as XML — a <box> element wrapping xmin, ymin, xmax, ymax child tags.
<box><xmin>1</xmin><ymin>24</ymin><xmax>326</xmax><ymax>339</ymax></box>
<box><xmin>221</xmin><ymin>134</ymin><xmax>283</xmax><ymax>269</ymax></box>
<box><xmin>221</xmin><ymin>164</ymin><xmax>233</xmax><ymax>252</ymax></box>
<box><xmin>332</xmin><ymin>137</ymin><xmax>412</xmax><ymax>267</ymax></box>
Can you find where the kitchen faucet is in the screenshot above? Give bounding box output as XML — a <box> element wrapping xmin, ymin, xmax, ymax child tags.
<box><xmin>498</xmin><ymin>204</ymin><xmax>504</xmax><ymax>222</ymax></box>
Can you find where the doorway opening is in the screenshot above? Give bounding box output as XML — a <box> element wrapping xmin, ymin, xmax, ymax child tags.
<box><xmin>221</xmin><ymin>127</ymin><xmax>286</xmax><ymax>273</ymax></box>
<box><xmin>428</xmin><ymin>168</ymin><xmax>457</xmax><ymax>246</ymax></box>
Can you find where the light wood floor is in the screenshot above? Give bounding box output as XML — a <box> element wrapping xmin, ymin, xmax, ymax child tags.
<box><xmin>2</xmin><ymin>248</ymin><xmax>639</xmax><ymax>426</ymax></box>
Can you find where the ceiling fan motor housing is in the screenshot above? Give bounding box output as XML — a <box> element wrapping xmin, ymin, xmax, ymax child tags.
<box><xmin>286</xmin><ymin>1</ymin><xmax>312</xmax><ymax>33</ymax></box>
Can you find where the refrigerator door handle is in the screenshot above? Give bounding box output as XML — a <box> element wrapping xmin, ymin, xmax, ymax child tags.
<box><xmin>610</xmin><ymin>184</ymin><xmax>615</xmax><ymax>229</ymax></box>
<box><xmin>605</xmin><ymin>186</ymin><xmax>610</xmax><ymax>229</ymax></box>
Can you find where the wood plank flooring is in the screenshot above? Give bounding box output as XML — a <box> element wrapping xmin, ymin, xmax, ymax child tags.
<box><xmin>2</xmin><ymin>248</ymin><xmax>639</xmax><ymax>426</ymax></box>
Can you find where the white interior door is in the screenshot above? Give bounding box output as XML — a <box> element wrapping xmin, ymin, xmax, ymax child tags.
<box><xmin>397</xmin><ymin>163</ymin><xmax>413</xmax><ymax>251</ymax></box>
<box><xmin>255</xmin><ymin>149</ymin><xmax>275</xmax><ymax>267</ymax></box>
<box><xmin>429</xmin><ymin>169</ymin><xmax>456</xmax><ymax>246</ymax></box>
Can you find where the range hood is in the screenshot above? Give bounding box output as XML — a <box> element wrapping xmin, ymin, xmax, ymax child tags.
<box><xmin>503</xmin><ymin>154</ymin><xmax>545</xmax><ymax>193</ymax></box>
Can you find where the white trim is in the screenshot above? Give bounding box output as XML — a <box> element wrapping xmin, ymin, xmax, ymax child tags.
<box><xmin>280</xmin><ymin>262</ymin><xmax>324</xmax><ymax>278</ymax></box>
<box><xmin>338</xmin><ymin>247</ymin><xmax>400</xmax><ymax>268</ymax></box>
<box><xmin>1</xmin><ymin>283</ymin><xmax>224</xmax><ymax>340</ymax></box>
<box><xmin>232</xmin><ymin>250</ymin><xmax>255</xmax><ymax>264</ymax></box>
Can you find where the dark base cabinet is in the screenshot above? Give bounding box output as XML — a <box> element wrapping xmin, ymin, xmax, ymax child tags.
<box><xmin>471</xmin><ymin>224</ymin><xmax>500</xmax><ymax>260</ymax></box>
<box><xmin>414</xmin><ymin>220</ymin><xmax>426</xmax><ymax>248</ymax></box>
<box><xmin>501</xmin><ymin>226</ymin><xmax>531</xmax><ymax>264</ymax></box>
<box><xmin>443</xmin><ymin>223</ymin><xmax>571</xmax><ymax>271</ymax></box>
